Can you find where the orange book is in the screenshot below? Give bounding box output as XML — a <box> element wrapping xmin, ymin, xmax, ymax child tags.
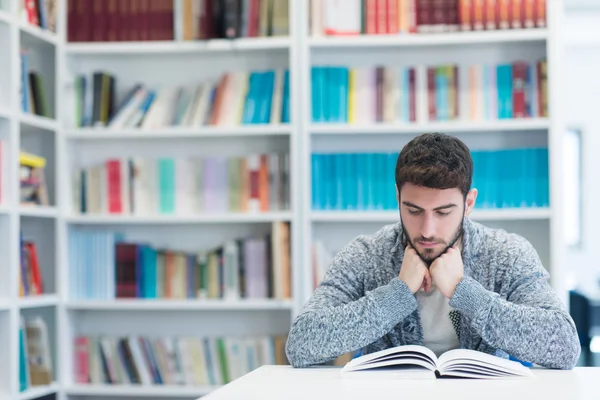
<box><xmin>524</xmin><ymin>0</ymin><xmax>535</xmax><ymax>28</ymax></box>
<box><xmin>460</xmin><ymin>0</ymin><xmax>473</xmax><ymax>31</ymax></box>
<box><xmin>511</xmin><ymin>0</ymin><xmax>523</xmax><ymax>29</ymax></box>
<box><xmin>473</xmin><ymin>0</ymin><xmax>484</xmax><ymax>30</ymax></box>
<box><xmin>535</xmin><ymin>0</ymin><xmax>545</xmax><ymax>27</ymax></box>
<box><xmin>239</xmin><ymin>158</ymin><xmax>248</xmax><ymax>212</ymax></box>
<box><xmin>25</xmin><ymin>242</ymin><xmax>43</xmax><ymax>295</ymax></box>
<box><xmin>498</xmin><ymin>0</ymin><xmax>510</xmax><ymax>29</ymax></box>
<box><xmin>485</xmin><ymin>0</ymin><xmax>497</xmax><ymax>30</ymax></box>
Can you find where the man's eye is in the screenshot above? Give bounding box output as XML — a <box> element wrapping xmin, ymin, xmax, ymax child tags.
<box><xmin>408</xmin><ymin>210</ymin><xmax>421</xmax><ymax>215</ymax></box>
<box><xmin>437</xmin><ymin>211</ymin><xmax>451</xmax><ymax>216</ymax></box>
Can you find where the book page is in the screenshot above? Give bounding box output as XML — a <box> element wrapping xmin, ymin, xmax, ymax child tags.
<box><xmin>438</xmin><ymin>349</ymin><xmax>534</xmax><ymax>377</ymax></box>
<box><xmin>341</xmin><ymin>345</ymin><xmax>437</xmax><ymax>372</ymax></box>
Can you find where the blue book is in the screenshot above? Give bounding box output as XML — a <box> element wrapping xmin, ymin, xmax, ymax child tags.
<box><xmin>346</xmin><ymin>153</ymin><xmax>357</xmax><ymax>210</ymax></box>
<box><xmin>158</xmin><ymin>158</ymin><xmax>175</xmax><ymax>213</ymax></box>
<box><xmin>282</xmin><ymin>69</ymin><xmax>290</xmax><ymax>123</ymax></box>
<box><xmin>339</xmin><ymin>67</ymin><xmax>349</xmax><ymax>123</ymax></box>
<box><xmin>365</xmin><ymin>153</ymin><xmax>376</xmax><ymax>210</ymax></box>
<box><xmin>311</xmin><ymin>154</ymin><xmax>321</xmax><ymax>210</ymax></box>
<box><xmin>242</xmin><ymin>72</ymin><xmax>257</xmax><ymax>124</ymax></box>
<box><xmin>356</xmin><ymin>153</ymin><xmax>366</xmax><ymax>210</ymax></box>
<box><xmin>334</xmin><ymin>154</ymin><xmax>344</xmax><ymax>210</ymax></box>
<box><xmin>323</xmin><ymin>154</ymin><xmax>334</xmax><ymax>210</ymax></box>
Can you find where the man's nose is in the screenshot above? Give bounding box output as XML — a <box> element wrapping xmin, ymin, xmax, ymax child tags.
<box><xmin>420</xmin><ymin>214</ymin><xmax>436</xmax><ymax>239</ymax></box>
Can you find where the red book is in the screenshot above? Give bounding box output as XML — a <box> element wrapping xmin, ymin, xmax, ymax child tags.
<box><xmin>427</xmin><ymin>67</ymin><xmax>436</xmax><ymax>121</ymax></box>
<box><xmin>115</xmin><ymin>244</ymin><xmax>139</xmax><ymax>298</ymax></box>
<box><xmin>106</xmin><ymin>159</ymin><xmax>122</xmax><ymax>213</ymax></box>
<box><xmin>366</xmin><ymin>0</ymin><xmax>377</xmax><ymax>34</ymax></box>
<box><xmin>376</xmin><ymin>0</ymin><xmax>387</xmax><ymax>34</ymax></box>
<box><xmin>417</xmin><ymin>0</ymin><xmax>432</xmax><ymax>33</ymax></box>
<box><xmin>409</xmin><ymin>68</ymin><xmax>416</xmax><ymax>121</ymax></box>
<box><xmin>432</xmin><ymin>0</ymin><xmax>445</xmax><ymax>32</ymax></box>
<box><xmin>118</xmin><ymin>1</ymin><xmax>129</xmax><ymax>41</ymax></box>
<box><xmin>387</xmin><ymin>0</ymin><xmax>399</xmax><ymax>33</ymax></box>
<box><xmin>512</xmin><ymin>62</ymin><xmax>527</xmax><ymax>118</ymax></box>
<box><xmin>139</xmin><ymin>0</ymin><xmax>150</xmax><ymax>41</ymax></box>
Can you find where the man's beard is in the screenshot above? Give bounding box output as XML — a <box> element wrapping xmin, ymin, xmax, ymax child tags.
<box><xmin>400</xmin><ymin>217</ymin><xmax>465</xmax><ymax>267</ymax></box>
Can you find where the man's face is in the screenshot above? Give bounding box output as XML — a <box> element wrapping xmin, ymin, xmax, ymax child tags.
<box><xmin>398</xmin><ymin>183</ymin><xmax>476</xmax><ymax>265</ymax></box>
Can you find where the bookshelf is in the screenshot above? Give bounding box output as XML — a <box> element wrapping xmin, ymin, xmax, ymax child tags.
<box><xmin>301</xmin><ymin>0</ymin><xmax>566</xmax><ymax>311</ymax></box>
<box><xmin>0</xmin><ymin>0</ymin><xmax>569</xmax><ymax>399</ymax></box>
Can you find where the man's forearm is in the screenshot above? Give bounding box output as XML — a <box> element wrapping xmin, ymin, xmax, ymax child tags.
<box><xmin>285</xmin><ymin>278</ymin><xmax>417</xmax><ymax>368</ymax></box>
<box><xmin>450</xmin><ymin>276</ymin><xmax>580</xmax><ymax>369</ymax></box>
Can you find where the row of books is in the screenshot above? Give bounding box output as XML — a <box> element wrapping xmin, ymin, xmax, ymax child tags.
<box><xmin>311</xmin><ymin>0</ymin><xmax>547</xmax><ymax>36</ymax></box>
<box><xmin>74</xmin><ymin>334</ymin><xmax>287</xmax><ymax>386</ymax></box>
<box><xmin>67</xmin><ymin>0</ymin><xmax>290</xmax><ymax>43</ymax></box>
<box><xmin>72</xmin><ymin>153</ymin><xmax>290</xmax><ymax>215</ymax></box>
<box><xmin>19</xmin><ymin>234</ymin><xmax>45</xmax><ymax>297</ymax></box>
<box><xmin>176</xmin><ymin>0</ymin><xmax>290</xmax><ymax>41</ymax></box>
<box><xmin>20</xmin><ymin>51</ymin><xmax>51</xmax><ymax>118</ymax></box>
<box><xmin>20</xmin><ymin>316</ymin><xmax>53</xmax><ymax>392</ymax></box>
<box><xmin>68</xmin><ymin>223</ymin><xmax>291</xmax><ymax>300</ymax></box>
<box><xmin>68</xmin><ymin>69</ymin><xmax>290</xmax><ymax>129</ymax></box>
<box><xmin>21</xmin><ymin>0</ymin><xmax>57</xmax><ymax>33</ymax></box>
<box><xmin>311</xmin><ymin>61</ymin><xmax>547</xmax><ymax>124</ymax></box>
<box><xmin>311</xmin><ymin>147</ymin><xmax>549</xmax><ymax>211</ymax></box>
<box><xmin>20</xmin><ymin>151</ymin><xmax>49</xmax><ymax>207</ymax></box>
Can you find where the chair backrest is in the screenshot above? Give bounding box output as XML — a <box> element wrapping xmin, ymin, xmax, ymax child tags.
<box><xmin>570</xmin><ymin>290</ymin><xmax>591</xmax><ymax>346</ymax></box>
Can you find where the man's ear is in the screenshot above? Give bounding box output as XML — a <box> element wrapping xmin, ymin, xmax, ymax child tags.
<box><xmin>464</xmin><ymin>188</ymin><xmax>478</xmax><ymax>216</ymax></box>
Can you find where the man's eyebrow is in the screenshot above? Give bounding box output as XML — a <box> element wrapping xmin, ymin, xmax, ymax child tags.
<box><xmin>402</xmin><ymin>201</ymin><xmax>457</xmax><ymax>211</ymax></box>
<box><xmin>402</xmin><ymin>201</ymin><xmax>423</xmax><ymax>210</ymax></box>
<box><xmin>433</xmin><ymin>204</ymin><xmax>457</xmax><ymax>211</ymax></box>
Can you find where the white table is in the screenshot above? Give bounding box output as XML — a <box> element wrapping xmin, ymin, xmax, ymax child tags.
<box><xmin>201</xmin><ymin>365</ymin><xmax>600</xmax><ymax>400</ymax></box>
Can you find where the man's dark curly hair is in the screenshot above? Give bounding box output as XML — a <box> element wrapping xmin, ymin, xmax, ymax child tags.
<box><xmin>395</xmin><ymin>133</ymin><xmax>473</xmax><ymax>198</ymax></box>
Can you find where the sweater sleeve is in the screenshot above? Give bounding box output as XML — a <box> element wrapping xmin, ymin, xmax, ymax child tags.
<box><xmin>285</xmin><ymin>237</ymin><xmax>418</xmax><ymax>368</ymax></box>
<box><xmin>449</xmin><ymin>239</ymin><xmax>580</xmax><ymax>370</ymax></box>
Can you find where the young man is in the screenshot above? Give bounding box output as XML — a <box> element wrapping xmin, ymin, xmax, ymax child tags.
<box><xmin>285</xmin><ymin>133</ymin><xmax>580</xmax><ymax>370</ymax></box>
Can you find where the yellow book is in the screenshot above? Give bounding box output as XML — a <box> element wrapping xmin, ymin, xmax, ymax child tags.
<box><xmin>348</xmin><ymin>69</ymin><xmax>356</xmax><ymax>124</ymax></box>
<box><xmin>19</xmin><ymin>152</ymin><xmax>46</xmax><ymax>169</ymax></box>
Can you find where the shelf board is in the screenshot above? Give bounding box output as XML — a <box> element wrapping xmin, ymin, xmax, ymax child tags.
<box><xmin>0</xmin><ymin>299</ymin><xmax>11</xmax><ymax>310</ymax></box>
<box><xmin>19</xmin><ymin>113</ymin><xmax>58</xmax><ymax>132</ymax></box>
<box><xmin>65</xmin><ymin>36</ymin><xmax>290</xmax><ymax>55</ymax></box>
<box><xmin>309</xmin><ymin>29</ymin><xmax>548</xmax><ymax>48</ymax></box>
<box><xmin>0</xmin><ymin>205</ymin><xmax>12</xmax><ymax>215</ymax></box>
<box><xmin>19</xmin><ymin>382</ymin><xmax>59</xmax><ymax>400</ymax></box>
<box><xmin>0</xmin><ymin>107</ymin><xmax>10</xmax><ymax>120</ymax></box>
<box><xmin>66</xmin><ymin>299</ymin><xmax>293</xmax><ymax>311</ymax></box>
<box><xmin>65</xmin><ymin>384</ymin><xmax>218</xmax><ymax>397</ymax></box>
<box><xmin>65</xmin><ymin>211</ymin><xmax>293</xmax><ymax>225</ymax></box>
<box><xmin>310</xmin><ymin>119</ymin><xmax>550</xmax><ymax>135</ymax></box>
<box><xmin>65</xmin><ymin>124</ymin><xmax>292</xmax><ymax>139</ymax></box>
<box><xmin>18</xmin><ymin>294</ymin><xmax>58</xmax><ymax>309</ymax></box>
<box><xmin>19</xmin><ymin>22</ymin><xmax>58</xmax><ymax>46</ymax></box>
<box><xmin>311</xmin><ymin>208</ymin><xmax>551</xmax><ymax>222</ymax></box>
<box><xmin>19</xmin><ymin>206</ymin><xmax>58</xmax><ymax>218</ymax></box>
<box><xmin>0</xmin><ymin>10</ymin><xmax>11</xmax><ymax>25</ymax></box>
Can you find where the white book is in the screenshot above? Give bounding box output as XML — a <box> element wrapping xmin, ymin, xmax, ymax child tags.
<box><xmin>270</xmin><ymin>69</ymin><xmax>283</xmax><ymax>124</ymax></box>
<box><xmin>341</xmin><ymin>346</ymin><xmax>534</xmax><ymax>379</ymax></box>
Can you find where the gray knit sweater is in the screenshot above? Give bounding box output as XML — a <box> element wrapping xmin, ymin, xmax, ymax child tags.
<box><xmin>286</xmin><ymin>218</ymin><xmax>580</xmax><ymax>369</ymax></box>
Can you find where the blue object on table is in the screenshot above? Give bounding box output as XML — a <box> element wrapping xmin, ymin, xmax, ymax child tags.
<box><xmin>509</xmin><ymin>355</ymin><xmax>533</xmax><ymax>368</ymax></box>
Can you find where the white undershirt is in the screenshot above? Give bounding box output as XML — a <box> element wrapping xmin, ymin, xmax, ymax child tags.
<box><xmin>415</xmin><ymin>284</ymin><xmax>460</xmax><ymax>357</ymax></box>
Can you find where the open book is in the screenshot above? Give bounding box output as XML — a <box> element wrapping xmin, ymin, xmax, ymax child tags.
<box><xmin>340</xmin><ymin>345</ymin><xmax>534</xmax><ymax>379</ymax></box>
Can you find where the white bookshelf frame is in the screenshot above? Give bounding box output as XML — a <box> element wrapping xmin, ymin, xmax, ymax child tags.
<box><xmin>0</xmin><ymin>0</ymin><xmax>567</xmax><ymax>399</ymax></box>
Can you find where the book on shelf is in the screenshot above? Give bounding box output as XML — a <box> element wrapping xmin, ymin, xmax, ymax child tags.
<box><xmin>21</xmin><ymin>0</ymin><xmax>57</xmax><ymax>32</ymax></box>
<box><xmin>19</xmin><ymin>233</ymin><xmax>45</xmax><ymax>297</ymax></box>
<box><xmin>341</xmin><ymin>345</ymin><xmax>533</xmax><ymax>379</ymax></box>
<box><xmin>311</xmin><ymin>61</ymin><xmax>547</xmax><ymax>125</ymax></box>
<box><xmin>311</xmin><ymin>0</ymin><xmax>546</xmax><ymax>36</ymax></box>
<box><xmin>72</xmin><ymin>153</ymin><xmax>290</xmax><ymax>215</ymax></box>
<box><xmin>67</xmin><ymin>0</ymin><xmax>289</xmax><ymax>43</ymax></box>
<box><xmin>69</xmin><ymin>222</ymin><xmax>291</xmax><ymax>301</ymax></box>
<box><xmin>66</xmin><ymin>69</ymin><xmax>290</xmax><ymax>129</ymax></box>
<box><xmin>20</xmin><ymin>151</ymin><xmax>49</xmax><ymax>207</ymax></box>
<box><xmin>20</xmin><ymin>316</ymin><xmax>54</xmax><ymax>391</ymax></box>
<box><xmin>20</xmin><ymin>50</ymin><xmax>52</xmax><ymax>118</ymax></box>
<box><xmin>311</xmin><ymin>148</ymin><xmax>549</xmax><ymax>212</ymax></box>
<box><xmin>74</xmin><ymin>334</ymin><xmax>288</xmax><ymax>385</ymax></box>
